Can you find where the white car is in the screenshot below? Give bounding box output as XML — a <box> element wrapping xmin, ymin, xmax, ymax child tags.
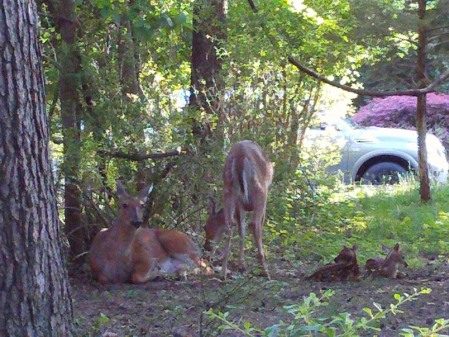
<box><xmin>304</xmin><ymin>116</ymin><xmax>449</xmax><ymax>184</ymax></box>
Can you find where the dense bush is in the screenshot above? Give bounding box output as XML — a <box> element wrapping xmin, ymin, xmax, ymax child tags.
<box><xmin>351</xmin><ymin>93</ymin><xmax>449</xmax><ymax>150</ymax></box>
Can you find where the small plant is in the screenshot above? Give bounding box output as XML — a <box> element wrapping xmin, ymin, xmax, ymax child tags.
<box><xmin>94</xmin><ymin>312</ymin><xmax>111</xmax><ymax>333</ymax></box>
<box><xmin>207</xmin><ymin>288</ymin><xmax>449</xmax><ymax>337</ymax></box>
<box><xmin>401</xmin><ymin>318</ymin><xmax>449</xmax><ymax>337</ymax></box>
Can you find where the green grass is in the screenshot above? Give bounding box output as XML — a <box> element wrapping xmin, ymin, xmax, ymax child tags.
<box><xmin>276</xmin><ymin>181</ymin><xmax>449</xmax><ymax>265</ymax></box>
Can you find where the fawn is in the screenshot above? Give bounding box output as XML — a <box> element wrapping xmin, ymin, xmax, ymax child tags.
<box><xmin>365</xmin><ymin>243</ymin><xmax>408</xmax><ymax>279</ymax></box>
<box><xmin>204</xmin><ymin>140</ymin><xmax>273</xmax><ymax>279</ymax></box>
<box><xmin>89</xmin><ymin>181</ymin><xmax>211</xmax><ymax>284</ymax></box>
<box><xmin>307</xmin><ymin>244</ymin><xmax>361</xmax><ymax>282</ymax></box>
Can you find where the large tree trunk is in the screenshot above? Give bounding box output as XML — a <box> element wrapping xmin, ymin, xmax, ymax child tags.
<box><xmin>416</xmin><ymin>0</ymin><xmax>431</xmax><ymax>202</ymax></box>
<box><xmin>0</xmin><ymin>1</ymin><xmax>74</xmax><ymax>336</ymax></box>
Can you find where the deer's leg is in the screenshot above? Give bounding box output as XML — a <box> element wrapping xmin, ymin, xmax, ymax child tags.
<box><xmin>222</xmin><ymin>225</ymin><xmax>233</xmax><ymax>280</ymax></box>
<box><xmin>97</xmin><ymin>274</ymin><xmax>109</xmax><ymax>284</ymax></box>
<box><xmin>236</xmin><ymin>208</ymin><xmax>246</xmax><ymax>272</ymax></box>
<box><xmin>131</xmin><ymin>259</ymin><xmax>159</xmax><ymax>283</ymax></box>
<box><xmin>249</xmin><ymin>204</ymin><xmax>270</xmax><ymax>280</ymax></box>
<box><xmin>222</xmin><ymin>200</ymin><xmax>235</xmax><ymax>280</ymax></box>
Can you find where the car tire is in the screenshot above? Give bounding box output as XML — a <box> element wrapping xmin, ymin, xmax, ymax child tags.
<box><xmin>360</xmin><ymin>162</ymin><xmax>408</xmax><ymax>185</ymax></box>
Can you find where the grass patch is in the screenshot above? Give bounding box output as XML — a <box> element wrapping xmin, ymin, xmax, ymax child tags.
<box><xmin>277</xmin><ymin>181</ymin><xmax>449</xmax><ymax>265</ymax></box>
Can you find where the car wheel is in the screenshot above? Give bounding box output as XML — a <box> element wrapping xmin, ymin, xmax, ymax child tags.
<box><xmin>360</xmin><ymin>162</ymin><xmax>408</xmax><ymax>185</ymax></box>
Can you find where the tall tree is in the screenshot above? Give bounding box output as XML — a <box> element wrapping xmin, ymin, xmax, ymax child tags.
<box><xmin>190</xmin><ymin>0</ymin><xmax>228</xmax><ymax>141</ymax></box>
<box><xmin>416</xmin><ymin>0</ymin><xmax>431</xmax><ymax>201</ymax></box>
<box><xmin>0</xmin><ymin>0</ymin><xmax>74</xmax><ymax>335</ymax></box>
<box><xmin>286</xmin><ymin>0</ymin><xmax>449</xmax><ymax>202</ymax></box>
<box><xmin>116</xmin><ymin>7</ymin><xmax>148</xmax><ymax>191</ymax></box>
<box><xmin>45</xmin><ymin>0</ymin><xmax>86</xmax><ymax>260</ymax></box>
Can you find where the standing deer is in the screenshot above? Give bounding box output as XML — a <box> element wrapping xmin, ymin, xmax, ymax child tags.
<box><xmin>204</xmin><ymin>140</ymin><xmax>273</xmax><ymax>279</ymax></box>
<box><xmin>89</xmin><ymin>181</ymin><xmax>211</xmax><ymax>284</ymax></box>
<box><xmin>365</xmin><ymin>243</ymin><xmax>408</xmax><ymax>279</ymax></box>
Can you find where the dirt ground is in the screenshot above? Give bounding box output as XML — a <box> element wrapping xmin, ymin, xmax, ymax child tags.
<box><xmin>71</xmin><ymin>256</ymin><xmax>449</xmax><ymax>337</ymax></box>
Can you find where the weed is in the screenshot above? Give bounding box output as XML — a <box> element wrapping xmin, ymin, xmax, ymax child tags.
<box><xmin>207</xmin><ymin>288</ymin><xmax>449</xmax><ymax>337</ymax></box>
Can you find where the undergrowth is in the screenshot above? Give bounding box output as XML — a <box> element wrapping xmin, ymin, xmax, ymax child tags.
<box><xmin>270</xmin><ymin>180</ymin><xmax>449</xmax><ymax>265</ymax></box>
<box><xmin>207</xmin><ymin>288</ymin><xmax>449</xmax><ymax>337</ymax></box>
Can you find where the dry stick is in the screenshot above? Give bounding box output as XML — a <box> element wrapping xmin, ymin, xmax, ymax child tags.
<box><xmin>65</xmin><ymin>189</ymin><xmax>112</xmax><ymax>249</ymax></box>
<box><xmin>201</xmin><ymin>275</ymin><xmax>260</xmax><ymax>332</ymax></box>
<box><xmin>83</xmin><ymin>189</ymin><xmax>112</xmax><ymax>229</ymax></box>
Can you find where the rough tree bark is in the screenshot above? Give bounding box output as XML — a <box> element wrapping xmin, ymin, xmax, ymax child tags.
<box><xmin>0</xmin><ymin>1</ymin><xmax>74</xmax><ymax>336</ymax></box>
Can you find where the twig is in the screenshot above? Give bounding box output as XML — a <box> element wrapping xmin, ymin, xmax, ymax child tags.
<box><xmin>99</xmin><ymin>148</ymin><xmax>186</xmax><ymax>162</ymax></box>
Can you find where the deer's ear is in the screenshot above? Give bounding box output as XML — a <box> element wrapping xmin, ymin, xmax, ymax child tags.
<box><xmin>381</xmin><ymin>244</ymin><xmax>390</xmax><ymax>253</ymax></box>
<box><xmin>393</xmin><ymin>243</ymin><xmax>400</xmax><ymax>252</ymax></box>
<box><xmin>116</xmin><ymin>181</ymin><xmax>129</xmax><ymax>198</ymax></box>
<box><xmin>352</xmin><ymin>244</ymin><xmax>359</xmax><ymax>251</ymax></box>
<box><xmin>139</xmin><ymin>184</ymin><xmax>153</xmax><ymax>202</ymax></box>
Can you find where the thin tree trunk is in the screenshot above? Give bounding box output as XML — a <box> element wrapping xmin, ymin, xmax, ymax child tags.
<box><xmin>118</xmin><ymin>11</ymin><xmax>142</xmax><ymax>98</ymax></box>
<box><xmin>190</xmin><ymin>0</ymin><xmax>228</xmax><ymax>142</ymax></box>
<box><xmin>0</xmin><ymin>1</ymin><xmax>74</xmax><ymax>335</ymax></box>
<box><xmin>117</xmin><ymin>9</ymin><xmax>148</xmax><ymax>191</ymax></box>
<box><xmin>417</xmin><ymin>0</ymin><xmax>431</xmax><ymax>202</ymax></box>
<box><xmin>46</xmin><ymin>0</ymin><xmax>86</xmax><ymax>260</ymax></box>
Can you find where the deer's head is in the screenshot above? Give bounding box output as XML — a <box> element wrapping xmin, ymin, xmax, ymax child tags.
<box><xmin>203</xmin><ymin>198</ymin><xmax>226</xmax><ymax>251</ymax></box>
<box><xmin>116</xmin><ymin>181</ymin><xmax>153</xmax><ymax>228</ymax></box>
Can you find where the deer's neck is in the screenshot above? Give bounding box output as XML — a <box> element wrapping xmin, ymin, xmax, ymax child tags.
<box><xmin>112</xmin><ymin>219</ymin><xmax>137</xmax><ymax>243</ymax></box>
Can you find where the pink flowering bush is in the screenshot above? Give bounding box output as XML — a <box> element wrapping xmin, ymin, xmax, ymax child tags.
<box><xmin>352</xmin><ymin>93</ymin><xmax>449</xmax><ymax>150</ymax></box>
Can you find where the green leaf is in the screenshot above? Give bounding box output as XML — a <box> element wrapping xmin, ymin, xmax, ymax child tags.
<box><xmin>160</xmin><ymin>15</ymin><xmax>174</xmax><ymax>29</ymax></box>
<box><xmin>362</xmin><ymin>307</ymin><xmax>373</xmax><ymax>318</ymax></box>
<box><xmin>96</xmin><ymin>313</ymin><xmax>110</xmax><ymax>326</ymax></box>
<box><xmin>173</xmin><ymin>12</ymin><xmax>188</xmax><ymax>26</ymax></box>
<box><xmin>373</xmin><ymin>302</ymin><xmax>383</xmax><ymax>312</ymax></box>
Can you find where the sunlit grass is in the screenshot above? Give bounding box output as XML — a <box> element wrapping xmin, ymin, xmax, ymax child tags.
<box><xmin>291</xmin><ymin>180</ymin><xmax>449</xmax><ymax>264</ymax></box>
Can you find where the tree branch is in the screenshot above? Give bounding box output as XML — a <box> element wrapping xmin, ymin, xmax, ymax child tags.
<box><xmin>99</xmin><ymin>148</ymin><xmax>186</xmax><ymax>162</ymax></box>
<box><xmin>287</xmin><ymin>56</ymin><xmax>449</xmax><ymax>97</ymax></box>
<box><xmin>426</xmin><ymin>24</ymin><xmax>449</xmax><ymax>33</ymax></box>
<box><xmin>247</xmin><ymin>0</ymin><xmax>258</xmax><ymax>12</ymax></box>
<box><xmin>246</xmin><ymin>0</ymin><xmax>449</xmax><ymax>98</ymax></box>
<box><xmin>83</xmin><ymin>190</ymin><xmax>112</xmax><ymax>229</ymax></box>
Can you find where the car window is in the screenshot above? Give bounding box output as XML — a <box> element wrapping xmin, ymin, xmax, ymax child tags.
<box><xmin>309</xmin><ymin>115</ymin><xmax>355</xmax><ymax>132</ymax></box>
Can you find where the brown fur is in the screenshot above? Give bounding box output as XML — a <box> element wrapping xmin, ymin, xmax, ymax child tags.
<box><xmin>205</xmin><ymin>140</ymin><xmax>273</xmax><ymax>279</ymax></box>
<box><xmin>89</xmin><ymin>182</ymin><xmax>211</xmax><ymax>284</ymax></box>
<box><xmin>204</xmin><ymin>198</ymin><xmax>226</xmax><ymax>253</ymax></box>
<box><xmin>307</xmin><ymin>245</ymin><xmax>361</xmax><ymax>282</ymax></box>
<box><xmin>365</xmin><ymin>243</ymin><xmax>407</xmax><ymax>279</ymax></box>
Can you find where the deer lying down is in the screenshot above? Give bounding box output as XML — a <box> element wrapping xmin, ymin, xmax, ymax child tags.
<box><xmin>89</xmin><ymin>182</ymin><xmax>211</xmax><ymax>284</ymax></box>
<box><xmin>365</xmin><ymin>243</ymin><xmax>407</xmax><ymax>279</ymax></box>
<box><xmin>306</xmin><ymin>244</ymin><xmax>361</xmax><ymax>282</ymax></box>
<box><xmin>204</xmin><ymin>140</ymin><xmax>273</xmax><ymax>279</ymax></box>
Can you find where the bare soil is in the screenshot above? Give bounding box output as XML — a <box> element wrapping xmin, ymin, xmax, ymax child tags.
<box><xmin>72</xmin><ymin>257</ymin><xmax>449</xmax><ymax>337</ymax></box>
